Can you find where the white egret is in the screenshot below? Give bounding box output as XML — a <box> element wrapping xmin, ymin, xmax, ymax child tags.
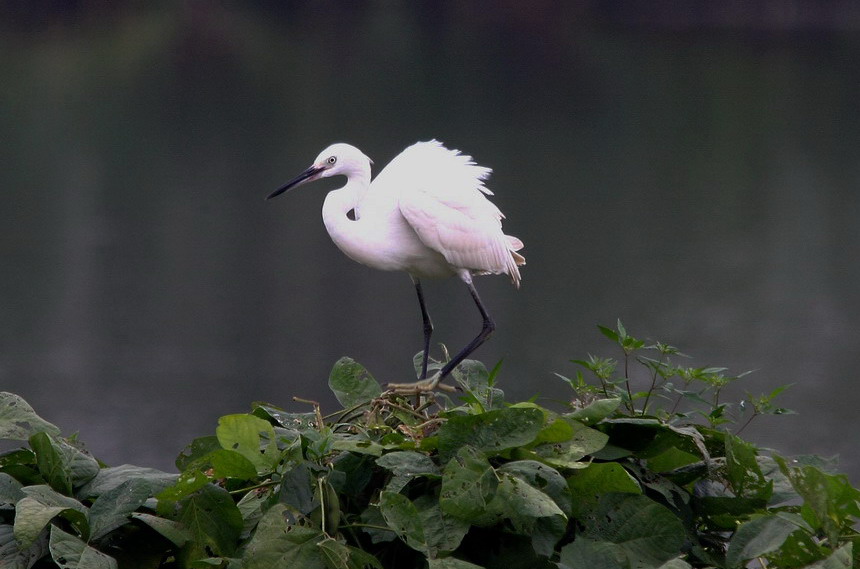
<box><xmin>267</xmin><ymin>140</ymin><xmax>525</xmax><ymax>393</ymax></box>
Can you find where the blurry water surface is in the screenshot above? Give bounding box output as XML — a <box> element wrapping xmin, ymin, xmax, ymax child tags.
<box><xmin>2</xmin><ymin>3</ymin><xmax>859</xmax><ymax>480</ymax></box>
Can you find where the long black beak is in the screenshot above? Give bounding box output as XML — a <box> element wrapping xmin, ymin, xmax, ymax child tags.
<box><xmin>267</xmin><ymin>165</ymin><xmax>324</xmax><ymax>200</ymax></box>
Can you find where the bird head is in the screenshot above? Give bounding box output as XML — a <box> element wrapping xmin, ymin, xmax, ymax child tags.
<box><xmin>267</xmin><ymin>143</ymin><xmax>372</xmax><ymax>200</ymax></box>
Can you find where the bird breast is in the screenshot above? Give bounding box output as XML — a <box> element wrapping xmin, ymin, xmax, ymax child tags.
<box><xmin>322</xmin><ymin>189</ymin><xmax>455</xmax><ymax>279</ymax></box>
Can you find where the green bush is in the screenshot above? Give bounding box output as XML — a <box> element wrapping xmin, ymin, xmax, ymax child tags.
<box><xmin>1</xmin><ymin>322</ymin><xmax>858</xmax><ymax>568</ymax></box>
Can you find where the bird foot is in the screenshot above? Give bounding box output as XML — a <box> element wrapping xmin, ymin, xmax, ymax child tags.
<box><xmin>386</xmin><ymin>373</ymin><xmax>457</xmax><ymax>394</ymax></box>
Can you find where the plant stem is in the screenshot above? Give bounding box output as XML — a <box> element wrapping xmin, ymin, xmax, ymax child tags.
<box><xmin>623</xmin><ymin>353</ymin><xmax>634</xmax><ymax>413</ymax></box>
<box><xmin>735</xmin><ymin>412</ymin><xmax>757</xmax><ymax>436</ymax></box>
<box><xmin>228</xmin><ymin>479</ymin><xmax>279</xmax><ymax>495</ymax></box>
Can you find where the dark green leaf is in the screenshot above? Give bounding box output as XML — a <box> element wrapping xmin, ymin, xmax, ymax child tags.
<box><xmin>566</xmin><ymin>398</ymin><xmax>622</xmax><ymax>425</ymax></box>
<box><xmin>242</xmin><ymin>504</ymin><xmax>325</xmax><ymax>569</ymax></box>
<box><xmin>725</xmin><ymin>512</ymin><xmax>810</xmax><ymax>567</ymax></box>
<box><xmin>251</xmin><ymin>404</ymin><xmax>317</xmax><ymax>434</ymax></box>
<box><xmin>131</xmin><ymin>512</ymin><xmax>192</xmax><ymax>547</ymax></box>
<box><xmin>29</xmin><ymin>432</ymin><xmax>99</xmax><ymax>495</ymax></box>
<box><xmin>14</xmin><ymin>486</ymin><xmax>89</xmax><ymax>548</ymax></box>
<box><xmin>578</xmin><ymin>494</ymin><xmax>686</xmax><ymax>567</ymax></box>
<box><xmin>802</xmin><ymin>543</ymin><xmax>853</xmax><ymax>569</ymax></box>
<box><xmin>88</xmin><ymin>478</ymin><xmax>154</xmax><ymax>539</ymax></box>
<box><xmin>774</xmin><ymin>457</ymin><xmax>860</xmax><ymax>547</ymax></box>
<box><xmin>317</xmin><ymin>536</ymin><xmax>383</xmax><ymax>569</ymax></box>
<box><xmin>176</xmin><ymin>436</ymin><xmax>222</xmax><ymax>471</ymax></box>
<box><xmin>0</xmin><ymin>392</ymin><xmax>60</xmax><ymax>440</ymax></box>
<box><xmin>77</xmin><ymin>464</ymin><xmax>177</xmax><ymax>500</ymax></box>
<box><xmin>0</xmin><ymin>472</ymin><xmax>25</xmax><ymax>505</ymax></box>
<box><xmin>377</xmin><ymin>491</ymin><xmax>425</xmax><ymax>553</ymax></box>
<box><xmin>378</xmin><ymin>491</ymin><xmax>468</xmax><ymax>556</ymax></box>
<box><xmin>725</xmin><ymin>434</ymin><xmax>770</xmax><ymax>500</ymax></box>
<box><xmin>235</xmin><ymin>486</ymin><xmax>274</xmax><ymax>539</ymax></box>
<box><xmin>437</xmin><ymin>407</ymin><xmax>544</xmax><ymax>461</ymax></box>
<box><xmin>174</xmin><ymin>485</ymin><xmax>243</xmax><ymax>560</ymax></box>
<box><xmin>498</xmin><ymin>460</ymin><xmax>571</xmax><ymax>517</ymax></box>
<box><xmin>280</xmin><ymin>463</ymin><xmax>316</xmax><ymax>516</ymax></box>
<box><xmin>428</xmin><ymin>558</ymin><xmax>485</xmax><ymax>569</ymax></box>
<box><xmin>0</xmin><ymin>522</ymin><xmax>48</xmax><ymax>569</ymax></box>
<box><xmin>413</xmin><ymin>494</ymin><xmax>469</xmax><ymax>557</ymax></box>
<box><xmin>358</xmin><ymin>505</ymin><xmax>396</xmax><ymax>544</ymax></box>
<box><xmin>376</xmin><ymin>451</ymin><xmax>439</xmax><ymax>493</ymax></box>
<box><xmin>568</xmin><ymin>462</ymin><xmax>642</xmax><ymax>519</ymax></box>
<box><xmin>531</xmin><ymin>420</ymin><xmax>608</xmax><ymax>469</ymax></box>
<box><xmin>597</xmin><ymin>325</ymin><xmax>619</xmax><ymax>343</ymax></box>
<box><xmin>439</xmin><ymin>446</ymin><xmax>497</xmax><ymax>520</ymax></box>
<box><xmin>559</xmin><ymin>537</ymin><xmax>627</xmax><ymax>569</ymax></box>
<box><xmin>328</xmin><ymin>358</ymin><xmax>382</xmax><ymax>408</ymax></box>
<box><xmin>48</xmin><ymin>525</ymin><xmax>116</xmax><ymax>569</ymax></box>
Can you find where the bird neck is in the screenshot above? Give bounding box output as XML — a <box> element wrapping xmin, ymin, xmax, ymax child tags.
<box><xmin>321</xmin><ymin>173</ymin><xmax>368</xmax><ymax>233</ymax></box>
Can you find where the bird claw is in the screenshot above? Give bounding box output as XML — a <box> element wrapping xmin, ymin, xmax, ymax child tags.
<box><xmin>386</xmin><ymin>373</ymin><xmax>457</xmax><ymax>394</ymax></box>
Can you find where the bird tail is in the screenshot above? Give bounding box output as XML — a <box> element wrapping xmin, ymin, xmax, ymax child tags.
<box><xmin>506</xmin><ymin>235</ymin><xmax>526</xmax><ymax>288</ymax></box>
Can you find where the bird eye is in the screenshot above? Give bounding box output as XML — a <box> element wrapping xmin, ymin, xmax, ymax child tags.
<box><xmin>327</xmin><ymin>156</ymin><xmax>337</xmax><ymax>165</ymax></box>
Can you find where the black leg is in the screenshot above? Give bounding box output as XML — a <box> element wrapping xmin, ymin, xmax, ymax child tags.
<box><xmin>439</xmin><ymin>280</ymin><xmax>495</xmax><ymax>378</ymax></box>
<box><xmin>413</xmin><ymin>277</ymin><xmax>434</xmax><ymax>379</ymax></box>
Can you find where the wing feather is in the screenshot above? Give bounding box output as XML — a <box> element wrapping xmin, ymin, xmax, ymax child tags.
<box><xmin>390</xmin><ymin>141</ymin><xmax>525</xmax><ymax>287</ymax></box>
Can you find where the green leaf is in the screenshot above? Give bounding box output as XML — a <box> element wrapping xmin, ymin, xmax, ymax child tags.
<box><xmin>0</xmin><ymin>522</ymin><xmax>48</xmax><ymax>569</ymax></box>
<box><xmin>428</xmin><ymin>558</ymin><xmax>486</xmax><ymax>569</ymax></box>
<box><xmin>378</xmin><ymin>491</ymin><xmax>468</xmax><ymax>557</ymax></box>
<box><xmin>77</xmin><ymin>464</ymin><xmax>177</xmax><ymax>499</ymax></box>
<box><xmin>568</xmin><ymin>462</ymin><xmax>642</xmax><ymax>519</ymax></box>
<box><xmin>567</xmin><ymin>398</ymin><xmax>622</xmax><ymax>425</ymax></box>
<box><xmin>488</xmin><ymin>473</ymin><xmax>566</xmax><ymax>529</ymax></box>
<box><xmin>597</xmin><ymin>325</ymin><xmax>619</xmax><ymax>343</ymax></box>
<box><xmin>531</xmin><ymin>420</ymin><xmax>608</xmax><ymax>469</ymax></box>
<box><xmin>174</xmin><ymin>485</ymin><xmax>243</xmax><ymax>560</ymax></box>
<box><xmin>498</xmin><ymin>460</ymin><xmax>572</xmax><ymax>517</ymax></box>
<box><xmin>437</xmin><ymin>407</ymin><xmax>544</xmax><ymax>461</ymax></box>
<box><xmin>131</xmin><ymin>512</ymin><xmax>192</xmax><ymax>547</ymax></box>
<box><xmin>251</xmin><ymin>404</ymin><xmax>318</xmax><ymax>434</ymax></box>
<box><xmin>577</xmin><ymin>494</ymin><xmax>686</xmax><ymax>567</ymax></box>
<box><xmin>439</xmin><ymin>446</ymin><xmax>497</xmax><ymax>520</ymax></box>
<box><xmin>48</xmin><ymin>525</ymin><xmax>116</xmax><ymax>569</ymax></box>
<box><xmin>317</xmin><ymin>537</ymin><xmax>383</xmax><ymax>569</ymax></box>
<box><xmin>775</xmin><ymin>457</ymin><xmax>860</xmax><ymax>546</ymax></box>
<box><xmin>377</xmin><ymin>491</ymin><xmax>425</xmax><ymax>553</ymax></box>
<box><xmin>14</xmin><ymin>486</ymin><xmax>89</xmax><ymax>548</ymax></box>
<box><xmin>242</xmin><ymin>503</ymin><xmax>325</xmax><ymax>569</ymax></box>
<box><xmin>726</xmin><ymin>512</ymin><xmax>810</xmax><ymax>567</ymax></box>
<box><xmin>279</xmin><ymin>463</ymin><xmax>316</xmax><ymax>516</ymax></box>
<box><xmin>802</xmin><ymin>543</ymin><xmax>853</xmax><ymax>569</ymax></box>
<box><xmin>29</xmin><ymin>432</ymin><xmax>99</xmax><ymax>495</ymax></box>
<box><xmin>328</xmin><ymin>357</ymin><xmax>382</xmax><ymax>407</ymax></box>
<box><xmin>236</xmin><ymin>486</ymin><xmax>274</xmax><ymax>539</ymax></box>
<box><xmin>725</xmin><ymin>434</ymin><xmax>771</xmax><ymax>500</ymax></box>
<box><xmin>215</xmin><ymin>414</ymin><xmax>278</xmax><ymax>474</ymax></box>
<box><xmin>331</xmin><ymin>437</ymin><xmax>385</xmax><ymax>457</ymax></box>
<box><xmin>88</xmin><ymin>478</ymin><xmax>154</xmax><ymax>539</ymax></box>
<box><xmin>156</xmin><ymin>469</ymin><xmax>211</xmax><ymax>504</ymax></box>
<box><xmin>413</xmin><ymin>494</ymin><xmax>470</xmax><ymax>557</ymax></box>
<box><xmin>0</xmin><ymin>472</ymin><xmax>25</xmax><ymax>505</ymax></box>
<box><xmin>0</xmin><ymin>392</ymin><xmax>61</xmax><ymax>440</ymax></box>
<box><xmin>656</xmin><ymin>559</ymin><xmax>693</xmax><ymax>569</ymax></box>
<box><xmin>358</xmin><ymin>505</ymin><xmax>396</xmax><ymax>544</ymax></box>
<box><xmin>207</xmin><ymin>449</ymin><xmax>259</xmax><ymax>479</ymax></box>
<box><xmin>559</xmin><ymin>537</ymin><xmax>627</xmax><ymax>569</ymax></box>
<box><xmin>176</xmin><ymin>436</ymin><xmax>222</xmax><ymax>471</ymax></box>
<box><xmin>376</xmin><ymin>451</ymin><xmax>440</xmax><ymax>493</ymax></box>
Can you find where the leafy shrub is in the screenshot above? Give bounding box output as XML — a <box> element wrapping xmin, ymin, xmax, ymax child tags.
<box><xmin>1</xmin><ymin>322</ymin><xmax>858</xmax><ymax>568</ymax></box>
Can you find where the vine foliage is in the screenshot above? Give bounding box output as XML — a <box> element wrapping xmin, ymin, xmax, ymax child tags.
<box><xmin>1</xmin><ymin>322</ymin><xmax>858</xmax><ymax>568</ymax></box>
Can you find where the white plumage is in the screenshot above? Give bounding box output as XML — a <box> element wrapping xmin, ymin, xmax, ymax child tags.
<box><xmin>268</xmin><ymin>139</ymin><xmax>525</xmax><ymax>392</ymax></box>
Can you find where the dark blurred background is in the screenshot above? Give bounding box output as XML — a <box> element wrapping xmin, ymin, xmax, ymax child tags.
<box><xmin>2</xmin><ymin>1</ymin><xmax>858</xmax><ymax>480</ymax></box>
